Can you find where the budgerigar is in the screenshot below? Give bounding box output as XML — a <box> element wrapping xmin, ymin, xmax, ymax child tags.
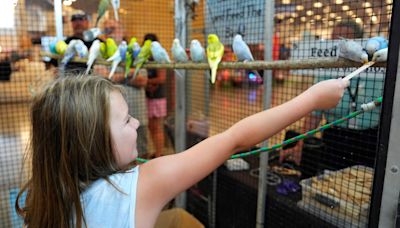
<box><xmin>151</xmin><ymin>41</ymin><xmax>171</xmax><ymax>63</ymax></box>
<box><xmin>60</xmin><ymin>39</ymin><xmax>78</xmax><ymax>67</ymax></box>
<box><xmin>110</xmin><ymin>0</ymin><xmax>120</xmax><ymax>21</ymax></box>
<box><xmin>232</xmin><ymin>34</ymin><xmax>261</xmax><ymax>78</ymax></box>
<box><xmin>190</xmin><ymin>39</ymin><xmax>206</xmax><ymax>62</ymax></box>
<box><xmin>107</xmin><ymin>41</ymin><xmax>127</xmax><ymax>79</ymax></box>
<box><xmin>83</xmin><ymin>28</ymin><xmax>103</xmax><ymax>42</ymax></box>
<box><xmin>338</xmin><ymin>39</ymin><xmax>368</xmax><ymax>63</ymax></box>
<box><xmin>96</xmin><ymin>0</ymin><xmax>110</xmax><ymax>27</ymax></box>
<box><xmin>365</xmin><ymin>36</ymin><xmax>388</xmax><ymax>59</ymax></box>
<box><xmin>371</xmin><ymin>47</ymin><xmax>388</xmax><ymax>62</ymax></box>
<box><xmin>100</xmin><ymin>42</ymin><xmax>108</xmax><ymax>59</ymax></box>
<box><xmin>106</xmin><ymin>38</ymin><xmax>118</xmax><ymax>60</ymax></box>
<box><xmin>85</xmin><ymin>40</ymin><xmax>101</xmax><ymax>75</ymax></box>
<box><xmin>74</xmin><ymin>40</ymin><xmax>89</xmax><ymax>58</ymax></box>
<box><xmin>132</xmin><ymin>40</ymin><xmax>152</xmax><ymax>79</ymax></box>
<box><xmin>206</xmin><ymin>34</ymin><xmax>224</xmax><ymax>84</ymax></box>
<box><xmin>232</xmin><ymin>34</ymin><xmax>254</xmax><ymax>61</ymax></box>
<box><xmin>125</xmin><ymin>37</ymin><xmax>138</xmax><ymax>78</ymax></box>
<box><xmin>55</xmin><ymin>40</ymin><xmax>68</xmax><ymax>55</ymax></box>
<box><xmin>171</xmin><ymin>38</ymin><xmax>188</xmax><ymax>63</ymax></box>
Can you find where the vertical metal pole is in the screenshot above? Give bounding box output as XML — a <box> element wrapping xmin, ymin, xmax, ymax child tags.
<box><xmin>174</xmin><ymin>0</ymin><xmax>187</xmax><ymax>209</ymax></box>
<box><xmin>256</xmin><ymin>1</ymin><xmax>274</xmax><ymax>228</ymax></box>
<box><xmin>373</xmin><ymin>1</ymin><xmax>400</xmax><ymax>226</ymax></box>
<box><xmin>54</xmin><ymin>0</ymin><xmax>63</xmax><ymax>40</ymax></box>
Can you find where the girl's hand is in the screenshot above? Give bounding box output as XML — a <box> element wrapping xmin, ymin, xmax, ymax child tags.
<box><xmin>307</xmin><ymin>78</ymin><xmax>349</xmax><ymax>110</ymax></box>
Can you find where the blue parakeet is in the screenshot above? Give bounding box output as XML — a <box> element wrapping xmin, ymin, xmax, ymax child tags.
<box><xmin>151</xmin><ymin>41</ymin><xmax>171</xmax><ymax>63</ymax></box>
<box><xmin>190</xmin><ymin>39</ymin><xmax>206</xmax><ymax>63</ymax></box>
<box><xmin>365</xmin><ymin>36</ymin><xmax>388</xmax><ymax>59</ymax></box>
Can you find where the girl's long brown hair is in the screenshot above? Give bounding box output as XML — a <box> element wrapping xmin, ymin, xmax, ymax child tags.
<box><xmin>16</xmin><ymin>75</ymin><xmax>123</xmax><ymax>227</ymax></box>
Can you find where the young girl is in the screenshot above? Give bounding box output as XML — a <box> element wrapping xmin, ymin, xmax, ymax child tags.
<box><xmin>16</xmin><ymin>75</ymin><xmax>348</xmax><ymax>227</ymax></box>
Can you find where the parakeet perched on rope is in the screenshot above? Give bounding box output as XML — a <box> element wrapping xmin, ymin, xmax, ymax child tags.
<box><xmin>338</xmin><ymin>39</ymin><xmax>368</xmax><ymax>63</ymax></box>
<box><xmin>365</xmin><ymin>36</ymin><xmax>388</xmax><ymax>60</ymax></box>
<box><xmin>107</xmin><ymin>41</ymin><xmax>127</xmax><ymax>79</ymax></box>
<box><xmin>232</xmin><ymin>34</ymin><xmax>261</xmax><ymax>78</ymax></box>
<box><xmin>151</xmin><ymin>41</ymin><xmax>171</xmax><ymax>63</ymax></box>
<box><xmin>371</xmin><ymin>47</ymin><xmax>388</xmax><ymax>62</ymax></box>
<box><xmin>125</xmin><ymin>37</ymin><xmax>140</xmax><ymax>78</ymax></box>
<box><xmin>85</xmin><ymin>39</ymin><xmax>101</xmax><ymax>75</ymax></box>
<box><xmin>171</xmin><ymin>38</ymin><xmax>188</xmax><ymax>63</ymax></box>
<box><xmin>206</xmin><ymin>34</ymin><xmax>224</xmax><ymax>84</ymax></box>
<box><xmin>190</xmin><ymin>39</ymin><xmax>206</xmax><ymax>63</ymax></box>
<box><xmin>132</xmin><ymin>40</ymin><xmax>152</xmax><ymax>79</ymax></box>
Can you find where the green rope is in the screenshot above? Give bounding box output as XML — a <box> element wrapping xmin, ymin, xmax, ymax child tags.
<box><xmin>136</xmin><ymin>97</ymin><xmax>382</xmax><ymax>163</ymax></box>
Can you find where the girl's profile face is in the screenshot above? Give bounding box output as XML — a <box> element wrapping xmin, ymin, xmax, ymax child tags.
<box><xmin>109</xmin><ymin>91</ymin><xmax>140</xmax><ymax>167</ymax></box>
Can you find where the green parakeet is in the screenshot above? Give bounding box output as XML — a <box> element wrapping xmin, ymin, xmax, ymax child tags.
<box><xmin>106</xmin><ymin>38</ymin><xmax>118</xmax><ymax>59</ymax></box>
<box><xmin>100</xmin><ymin>42</ymin><xmax>107</xmax><ymax>59</ymax></box>
<box><xmin>206</xmin><ymin>34</ymin><xmax>224</xmax><ymax>84</ymax></box>
<box><xmin>132</xmin><ymin>40</ymin><xmax>152</xmax><ymax>79</ymax></box>
<box><xmin>125</xmin><ymin>37</ymin><xmax>138</xmax><ymax>78</ymax></box>
<box><xmin>96</xmin><ymin>0</ymin><xmax>110</xmax><ymax>27</ymax></box>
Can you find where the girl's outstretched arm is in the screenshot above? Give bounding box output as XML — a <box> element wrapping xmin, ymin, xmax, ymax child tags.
<box><xmin>136</xmin><ymin>79</ymin><xmax>348</xmax><ymax>226</ymax></box>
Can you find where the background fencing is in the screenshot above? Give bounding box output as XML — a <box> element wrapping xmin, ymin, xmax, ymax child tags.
<box><xmin>0</xmin><ymin>0</ymin><xmax>397</xmax><ymax>227</ymax></box>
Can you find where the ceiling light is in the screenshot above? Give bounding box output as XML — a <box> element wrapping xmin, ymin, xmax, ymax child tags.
<box><xmin>363</xmin><ymin>2</ymin><xmax>371</xmax><ymax>7</ymax></box>
<box><xmin>306</xmin><ymin>10</ymin><xmax>314</xmax><ymax>16</ymax></box>
<box><xmin>313</xmin><ymin>2</ymin><xmax>323</xmax><ymax>8</ymax></box>
<box><xmin>296</xmin><ymin>5</ymin><xmax>304</xmax><ymax>11</ymax></box>
<box><xmin>335</xmin><ymin>0</ymin><xmax>343</xmax><ymax>4</ymax></box>
<box><xmin>342</xmin><ymin>5</ymin><xmax>349</xmax><ymax>11</ymax></box>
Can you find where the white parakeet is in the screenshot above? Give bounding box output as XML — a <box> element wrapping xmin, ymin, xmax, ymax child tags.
<box><xmin>371</xmin><ymin>47</ymin><xmax>388</xmax><ymax>62</ymax></box>
<box><xmin>232</xmin><ymin>34</ymin><xmax>261</xmax><ymax>78</ymax></box>
<box><xmin>232</xmin><ymin>34</ymin><xmax>254</xmax><ymax>61</ymax></box>
<box><xmin>151</xmin><ymin>41</ymin><xmax>171</xmax><ymax>63</ymax></box>
<box><xmin>190</xmin><ymin>39</ymin><xmax>206</xmax><ymax>62</ymax></box>
<box><xmin>338</xmin><ymin>39</ymin><xmax>368</xmax><ymax>63</ymax></box>
<box><xmin>74</xmin><ymin>40</ymin><xmax>89</xmax><ymax>58</ymax></box>
<box><xmin>85</xmin><ymin>40</ymin><xmax>101</xmax><ymax>75</ymax></box>
<box><xmin>206</xmin><ymin>34</ymin><xmax>224</xmax><ymax>84</ymax></box>
<box><xmin>365</xmin><ymin>36</ymin><xmax>388</xmax><ymax>59</ymax></box>
<box><xmin>107</xmin><ymin>41</ymin><xmax>127</xmax><ymax>79</ymax></box>
<box><xmin>110</xmin><ymin>0</ymin><xmax>120</xmax><ymax>21</ymax></box>
<box><xmin>171</xmin><ymin>38</ymin><xmax>188</xmax><ymax>63</ymax></box>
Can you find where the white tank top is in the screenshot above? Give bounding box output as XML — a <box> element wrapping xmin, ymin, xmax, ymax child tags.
<box><xmin>80</xmin><ymin>166</ymin><xmax>139</xmax><ymax>228</ymax></box>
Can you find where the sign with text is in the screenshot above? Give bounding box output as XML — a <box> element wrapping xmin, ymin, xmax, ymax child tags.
<box><xmin>290</xmin><ymin>39</ymin><xmax>386</xmax><ymax>78</ymax></box>
<box><xmin>205</xmin><ymin>0</ymin><xmax>265</xmax><ymax>45</ymax></box>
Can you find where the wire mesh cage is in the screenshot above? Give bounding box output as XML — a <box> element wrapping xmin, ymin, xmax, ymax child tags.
<box><xmin>0</xmin><ymin>0</ymin><xmax>397</xmax><ymax>227</ymax></box>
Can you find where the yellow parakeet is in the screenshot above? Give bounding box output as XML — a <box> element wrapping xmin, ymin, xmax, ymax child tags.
<box><xmin>106</xmin><ymin>38</ymin><xmax>118</xmax><ymax>59</ymax></box>
<box><xmin>55</xmin><ymin>40</ymin><xmax>68</xmax><ymax>55</ymax></box>
<box><xmin>206</xmin><ymin>34</ymin><xmax>224</xmax><ymax>84</ymax></box>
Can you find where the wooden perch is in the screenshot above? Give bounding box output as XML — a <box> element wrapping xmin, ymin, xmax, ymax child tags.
<box><xmin>41</xmin><ymin>51</ymin><xmax>387</xmax><ymax>70</ymax></box>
